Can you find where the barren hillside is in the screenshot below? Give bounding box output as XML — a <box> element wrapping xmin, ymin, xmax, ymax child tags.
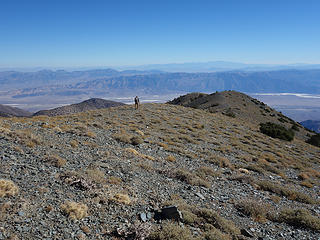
<box><xmin>33</xmin><ymin>98</ymin><xmax>125</xmax><ymax>117</ymax></box>
<box><xmin>0</xmin><ymin>103</ymin><xmax>319</xmax><ymax>239</ymax></box>
<box><xmin>168</xmin><ymin>91</ymin><xmax>311</xmax><ymax>140</ymax></box>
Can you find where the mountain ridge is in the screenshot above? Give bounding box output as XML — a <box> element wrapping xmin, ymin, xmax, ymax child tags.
<box><xmin>0</xmin><ymin>104</ymin><xmax>32</xmax><ymax>117</ymax></box>
<box><xmin>33</xmin><ymin>98</ymin><xmax>125</xmax><ymax>116</ymax></box>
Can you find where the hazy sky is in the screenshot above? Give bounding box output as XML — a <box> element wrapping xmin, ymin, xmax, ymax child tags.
<box><xmin>1</xmin><ymin>0</ymin><xmax>320</xmax><ymax>67</ymax></box>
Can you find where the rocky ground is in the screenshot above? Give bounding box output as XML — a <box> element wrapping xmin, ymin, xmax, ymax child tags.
<box><xmin>0</xmin><ymin>103</ymin><xmax>319</xmax><ymax>240</ymax></box>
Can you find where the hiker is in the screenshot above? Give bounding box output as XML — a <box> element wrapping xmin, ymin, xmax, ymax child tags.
<box><xmin>134</xmin><ymin>96</ymin><xmax>140</xmax><ymax>109</ymax></box>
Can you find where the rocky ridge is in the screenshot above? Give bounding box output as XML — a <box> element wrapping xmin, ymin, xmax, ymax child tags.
<box><xmin>33</xmin><ymin>98</ymin><xmax>125</xmax><ymax>117</ymax></box>
<box><xmin>0</xmin><ymin>104</ymin><xmax>32</xmax><ymax>117</ymax></box>
<box><xmin>0</xmin><ymin>103</ymin><xmax>319</xmax><ymax>239</ymax></box>
<box><xmin>168</xmin><ymin>91</ymin><xmax>311</xmax><ymax>140</ymax></box>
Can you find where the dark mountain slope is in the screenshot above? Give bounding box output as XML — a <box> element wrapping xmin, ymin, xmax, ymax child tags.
<box><xmin>33</xmin><ymin>98</ymin><xmax>125</xmax><ymax>116</ymax></box>
<box><xmin>0</xmin><ymin>104</ymin><xmax>32</xmax><ymax>117</ymax></box>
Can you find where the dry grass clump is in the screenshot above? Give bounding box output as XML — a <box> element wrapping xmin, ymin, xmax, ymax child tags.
<box><xmin>203</xmin><ymin>226</ymin><xmax>232</xmax><ymax>240</ymax></box>
<box><xmin>125</xmin><ymin>148</ymin><xmax>154</xmax><ymax>160</ymax></box>
<box><xmin>0</xmin><ymin>126</ymin><xmax>11</xmax><ymax>135</ymax></box>
<box><xmin>174</xmin><ymin>169</ymin><xmax>210</xmax><ymax>188</ymax></box>
<box><xmin>108</xmin><ymin>176</ymin><xmax>122</xmax><ymax>185</ymax></box>
<box><xmin>61</xmin><ymin>201</ymin><xmax>88</xmax><ymax>220</ymax></box>
<box><xmin>196</xmin><ymin>208</ymin><xmax>240</xmax><ymax>236</ymax></box>
<box><xmin>113</xmin><ymin>131</ymin><xmax>132</xmax><ymax>144</ymax></box>
<box><xmin>149</xmin><ymin>221</ymin><xmax>193</xmax><ymax>240</ymax></box>
<box><xmin>236</xmin><ymin>199</ymin><xmax>273</xmax><ymax>222</ymax></box>
<box><xmin>16</xmin><ymin>130</ymin><xmax>41</xmax><ymax>148</ymax></box>
<box><xmin>277</xmin><ymin>208</ymin><xmax>320</xmax><ymax>231</ymax></box>
<box><xmin>13</xmin><ymin>145</ymin><xmax>24</xmax><ymax>154</ymax></box>
<box><xmin>85</xmin><ymin>131</ymin><xmax>96</xmax><ymax>138</ymax></box>
<box><xmin>300</xmin><ymin>181</ymin><xmax>313</xmax><ymax>188</ymax></box>
<box><xmin>166</xmin><ymin>155</ymin><xmax>176</xmax><ymax>162</ymax></box>
<box><xmin>207</xmin><ymin>155</ymin><xmax>234</xmax><ymax>169</ymax></box>
<box><xmin>181</xmin><ymin>210</ymin><xmax>200</xmax><ymax>224</ymax></box>
<box><xmin>111</xmin><ymin>193</ymin><xmax>131</xmax><ymax>205</ymax></box>
<box><xmin>130</xmin><ymin>136</ymin><xmax>144</xmax><ymax>145</ymax></box>
<box><xmin>298</xmin><ymin>172</ymin><xmax>310</xmax><ymax>180</ymax></box>
<box><xmin>70</xmin><ymin>139</ymin><xmax>79</xmax><ymax>148</ymax></box>
<box><xmin>113</xmin><ymin>131</ymin><xmax>144</xmax><ymax>145</ymax></box>
<box><xmin>46</xmin><ymin>155</ymin><xmax>67</xmax><ymax>167</ymax></box>
<box><xmin>125</xmin><ymin>147</ymin><xmax>140</xmax><ymax>156</ymax></box>
<box><xmin>256</xmin><ymin>180</ymin><xmax>316</xmax><ymax>204</ymax></box>
<box><xmin>0</xmin><ymin>179</ymin><xmax>19</xmax><ymax>197</ymax></box>
<box><xmin>86</xmin><ymin>168</ymin><xmax>105</xmax><ymax>184</ymax></box>
<box><xmin>196</xmin><ymin>166</ymin><xmax>221</xmax><ymax>178</ymax></box>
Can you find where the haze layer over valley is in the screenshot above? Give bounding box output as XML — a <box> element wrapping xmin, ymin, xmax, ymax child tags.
<box><xmin>1</xmin><ymin>67</ymin><xmax>320</xmax><ymax>122</ymax></box>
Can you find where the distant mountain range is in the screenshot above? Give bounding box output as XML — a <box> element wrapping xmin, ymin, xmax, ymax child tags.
<box><xmin>0</xmin><ymin>69</ymin><xmax>162</xmax><ymax>90</ymax></box>
<box><xmin>2</xmin><ymin>61</ymin><xmax>320</xmax><ymax>73</ymax></box>
<box><xmin>300</xmin><ymin>120</ymin><xmax>320</xmax><ymax>133</ymax></box>
<box><xmin>116</xmin><ymin>61</ymin><xmax>320</xmax><ymax>72</ymax></box>
<box><xmin>5</xmin><ymin>69</ymin><xmax>320</xmax><ymax>99</ymax></box>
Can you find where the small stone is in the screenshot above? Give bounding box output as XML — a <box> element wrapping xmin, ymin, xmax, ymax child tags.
<box><xmin>146</xmin><ymin>212</ymin><xmax>152</xmax><ymax>220</ymax></box>
<box><xmin>18</xmin><ymin>211</ymin><xmax>25</xmax><ymax>217</ymax></box>
<box><xmin>195</xmin><ymin>192</ymin><xmax>205</xmax><ymax>199</ymax></box>
<box><xmin>241</xmin><ymin>228</ymin><xmax>254</xmax><ymax>238</ymax></box>
<box><xmin>140</xmin><ymin>213</ymin><xmax>147</xmax><ymax>222</ymax></box>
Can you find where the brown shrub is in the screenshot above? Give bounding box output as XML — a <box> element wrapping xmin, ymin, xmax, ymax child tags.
<box><xmin>166</xmin><ymin>155</ymin><xmax>176</xmax><ymax>162</ymax></box>
<box><xmin>196</xmin><ymin>208</ymin><xmax>240</xmax><ymax>236</ymax></box>
<box><xmin>0</xmin><ymin>179</ymin><xmax>19</xmax><ymax>197</ymax></box>
<box><xmin>300</xmin><ymin>181</ymin><xmax>313</xmax><ymax>188</ymax></box>
<box><xmin>86</xmin><ymin>168</ymin><xmax>105</xmax><ymax>184</ymax></box>
<box><xmin>236</xmin><ymin>199</ymin><xmax>273</xmax><ymax>222</ymax></box>
<box><xmin>85</xmin><ymin>131</ymin><xmax>96</xmax><ymax>138</ymax></box>
<box><xmin>131</xmin><ymin>136</ymin><xmax>144</xmax><ymax>145</ymax></box>
<box><xmin>46</xmin><ymin>155</ymin><xmax>67</xmax><ymax>167</ymax></box>
<box><xmin>108</xmin><ymin>176</ymin><xmax>122</xmax><ymax>185</ymax></box>
<box><xmin>256</xmin><ymin>180</ymin><xmax>316</xmax><ymax>204</ymax></box>
<box><xmin>111</xmin><ymin>193</ymin><xmax>131</xmax><ymax>205</ymax></box>
<box><xmin>277</xmin><ymin>208</ymin><xmax>320</xmax><ymax>231</ymax></box>
<box><xmin>149</xmin><ymin>221</ymin><xmax>193</xmax><ymax>240</ymax></box>
<box><xmin>113</xmin><ymin>132</ymin><xmax>132</xmax><ymax>144</ymax></box>
<box><xmin>203</xmin><ymin>227</ymin><xmax>232</xmax><ymax>240</ymax></box>
<box><xmin>174</xmin><ymin>169</ymin><xmax>210</xmax><ymax>188</ymax></box>
<box><xmin>70</xmin><ymin>140</ymin><xmax>79</xmax><ymax>148</ymax></box>
<box><xmin>61</xmin><ymin>201</ymin><xmax>88</xmax><ymax>220</ymax></box>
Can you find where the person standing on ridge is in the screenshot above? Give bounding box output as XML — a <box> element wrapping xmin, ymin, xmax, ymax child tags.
<box><xmin>134</xmin><ymin>96</ymin><xmax>140</xmax><ymax>109</ymax></box>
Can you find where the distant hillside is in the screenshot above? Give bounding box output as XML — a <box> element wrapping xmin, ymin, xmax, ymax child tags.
<box><xmin>0</xmin><ymin>104</ymin><xmax>32</xmax><ymax>117</ymax></box>
<box><xmin>168</xmin><ymin>91</ymin><xmax>309</xmax><ymax>140</ymax></box>
<box><xmin>301</xmin><ymin>120</ymin><xmax>320</xmax><ymax>133</ymax></box>
<box><xmin>33</xmin><ymin>98</ymin><xmax>125</xmax><ymax>116</ymax></box>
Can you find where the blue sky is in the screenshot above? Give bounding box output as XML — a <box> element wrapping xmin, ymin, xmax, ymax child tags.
<box><xmin>1</xmin><ymin>0</ymin><xmax>320</xmax><ymax>67</ymax></box>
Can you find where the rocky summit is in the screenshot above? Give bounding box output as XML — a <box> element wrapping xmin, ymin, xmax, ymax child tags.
<box><xmin>33</xmin><ymin>98</ymin><xmax>125</xmax><ymax>117</ymax></box>
<box><xmin>0</xmin><ymin>101</ymin><xmax>319</xmax><ymax>239</ymax></box>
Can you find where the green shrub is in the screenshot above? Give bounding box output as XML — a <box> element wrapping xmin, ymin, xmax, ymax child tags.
<box><xmin>306</xmin><ymin>134</ymin><xmax>320</xmax><ymax>147</ymax></box>
<box><xmin>291</xmin><ymin>123</ymin><xmax>300</xmax><ymax>131</ymax></box>
<box><xmin>259</xmin><ymin>122</ymin><xmax>294</xmax><ymax>141</ymax></box>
